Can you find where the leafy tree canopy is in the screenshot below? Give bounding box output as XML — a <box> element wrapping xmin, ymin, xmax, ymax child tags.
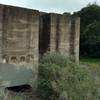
<box><xmin>81</xmin><ymin>21</ymin><xmax>100</xmax><ymax>57</ymax></box>
<box><xmin>75</xmin><ymin>3</ymin><xmax>100</xmax><ymax>33</ymax></box>
<box><xmin>75</xmin><ymin>3</ymin><xmax>100</xmax><ymax>57</ymax></box>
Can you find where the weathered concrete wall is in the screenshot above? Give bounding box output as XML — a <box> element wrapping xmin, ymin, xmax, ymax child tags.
<box><xmin>0</xmin><ymin>4</ymin><xmax>39</xmax><ymax>64</ymax></box>
<box><xmin>40</xmin><ymin>13</ymin><xmax>80</xmax><ymax>62</ymax></box>
<box><xmin>0</xmin><ymin>5</ymin><xmax>3</xmax><ymax>62</ymax></box>
<box><xmin>0</xmin><ymin>4</ymin><xmax>80</xmax><ymax>96</ymax></box>
<box><xmin>50</xmin><ymin>13</ymin><xmax>71</xmax><ymax>56</ymax></box>
<box><xmin>70</xmin><ymin>16</ymin><xmax>80</xmax><ymax>62</ymax></box>
<box><xmin>0</xmin><ymin>4</ymin><xmax>80</xmax><ymax>64</ymax></box>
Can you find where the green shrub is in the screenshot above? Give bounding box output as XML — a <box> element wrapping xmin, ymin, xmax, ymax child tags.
<box><xmin>37</xmin><ymin>53</ymin><xmax>96</xmax><ymax>100</ymax></box>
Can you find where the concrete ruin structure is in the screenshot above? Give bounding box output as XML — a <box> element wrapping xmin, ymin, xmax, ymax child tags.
<box><xmin>0</xmin><ymin>4</ymin><xmax>80</xmax><ymax>64</ymax></box>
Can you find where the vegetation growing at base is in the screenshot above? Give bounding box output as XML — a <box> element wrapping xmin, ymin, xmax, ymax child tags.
<box><xmin>37</xmin><ymin>53</ymin><xmax>96</xmax><ymax>100</ymax></box>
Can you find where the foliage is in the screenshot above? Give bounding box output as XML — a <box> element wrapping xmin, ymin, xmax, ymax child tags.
<box><xmin>80</xmin><ymin>57</ymin><xmax>100</xmax><ymax>64</ymax></box>
<box><xmin>37</xmin><ymin>53</ymin><xmax>96</xmax><ymax>100</ymax></box>
<box><xmin>75</xmin><ymin>3</ymin><xmax>100</xmax><ymax>34</ymax></box>
<box><xmin>0</xmin><ymin>90</ymin><xmax>34</xmax><ymax>100</ymax></box>
<box><xmin>80</xmin><ymin>58</ymin><xmax>100</xmax><ymax>99</ymax></box>
<box><xmin>75</xmin><ymin>3</ymin><xmax>100</xmax><ymax>57</ymax></box>
<box><xmin>80</xmin><ymin>21</ymin><xmax>100</xmax><ymax>57</ymax></box>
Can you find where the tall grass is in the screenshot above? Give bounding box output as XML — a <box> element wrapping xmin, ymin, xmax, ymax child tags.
<box><xmin>37</xmin><ymin>53</ymin><xmax>96</xmax><ymax>100</ymax></box>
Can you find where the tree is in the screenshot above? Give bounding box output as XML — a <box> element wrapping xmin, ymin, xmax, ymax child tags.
<box><xmin>74</xmin><ymin>3</ymin><xmax>100</xmax><ymax>57</ymax></box>
<box><xmin>75</xmin><ymin>3</ymin><xmax>100</xmax><ymax>33</ymax></box>
<box><xmin>81</xmin><ymin>21</ymin><xmax>100</xmax><ymax>57</ymax></box>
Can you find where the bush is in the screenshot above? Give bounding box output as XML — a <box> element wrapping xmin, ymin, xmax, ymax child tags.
<box><xmin>37</xmin><ymin>53</ymin><xmax>96</xmax><ymax>100</ymax></box>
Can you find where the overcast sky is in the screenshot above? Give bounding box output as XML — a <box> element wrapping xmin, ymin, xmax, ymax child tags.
<box><xmin>0</xmin><ymin>0</ymin><xmax>100</xmax><ymax>13</ymax></box>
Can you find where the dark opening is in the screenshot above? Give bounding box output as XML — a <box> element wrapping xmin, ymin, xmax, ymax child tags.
<box><xmin>6</xmin><ymin>84</ymin><xmax>32</xmax><ymax>92</ymax></box>
<box><xmin>11</xmin><ymin>56</ymin><xmax>17</xmax><ymax>63</ymax></box>
<box><xmin>39</xmin><ymin>14</ymin><xmax>50</xmax><ymax>57</ymax></box>
<box><xmin>20</xmin><ymin>56</ymin><xmax>26</xmax><ymax>62</ymax></box>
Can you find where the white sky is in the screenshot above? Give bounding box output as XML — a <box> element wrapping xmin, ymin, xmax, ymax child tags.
<box><xmin>0</xmin><ymin>0</ymin><xmax>100</xmax><ymax>13</ymax></box>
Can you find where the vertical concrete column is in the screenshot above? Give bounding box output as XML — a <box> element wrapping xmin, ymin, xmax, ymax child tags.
<box><xmin>70</xmin><ymin>16</ymin><xmax>80</xmax><ymax>63</ymax></box>
<box><xmin>29</xmin><ymin>12</ymin><xmax>39</xmax><ymax>64</ymax></box>
<box><xmin>73</xmin><ymin>17</ymin><xmax>80</xmax><ymax>63</ymax></box>
<box><xmin>2</xmin><ymin>6</ymin><xmax>9</xmax><ymax>59</ymax></box>
<box><xmin>50</xmin><ymin>14</ymin><xmax>57</xmax><ymax>52</ymax></box>
<box><xmin>58</xmin><ymin>15</ymin><xmax>71</xmax><ymax>56</ymax></box>
<box><xmin>0</xmin><ymin>5</ymin><xmax>3</xmax><ymax>62</ymax></box>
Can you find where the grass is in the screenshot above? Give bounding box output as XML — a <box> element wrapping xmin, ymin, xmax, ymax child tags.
<box><xmin>80</xmin><ymin>57</ymin><xmax>100</xmax><ymax>72</ymax></box>
<box><xmin>80</xmin><ymin>57</ymin><xmax>100</xmax><ymax>64</ymax></box>
<box><xmin>80</xmin><ymin>57</ymin><xmax>100</xmax><ymax>84</ymax></box>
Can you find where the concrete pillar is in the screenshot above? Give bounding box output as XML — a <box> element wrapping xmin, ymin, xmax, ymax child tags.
<box><xmin>50</xmin><ymin>14</ymin><xmax>72</xmax><ymax>57</ymax></box>
<box><xmin>50</xmin><ymin>13</ymin><xmax>58</xmax><ymax>52</ymax></box>
<box><xmin>0</xmin><ymin>5</ymin><xmax>4</xmax><ymax>63</ymax></box>
<box><xmin>0</xmin><ymin>5</ymin><xmax>3</xmax><ymax>62</ymax></box>
<box><xmin>58</xmin><ymin>15</ymin><xmax>71</xmax><ymax>56</ymax></box>
<box><xmin>29</xmin><ymin>12</ymin><xmax>39</xmax><ymax>64</ymax></box>
<box><xmin>74</xmin><ymin>17</ymin><xmax>80</xmax><ymax>63</ymax></box>
<box><xmin>70</xmin><ymin>16</ymin><xmax>80</xmax><ymax>63</ymax></box>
